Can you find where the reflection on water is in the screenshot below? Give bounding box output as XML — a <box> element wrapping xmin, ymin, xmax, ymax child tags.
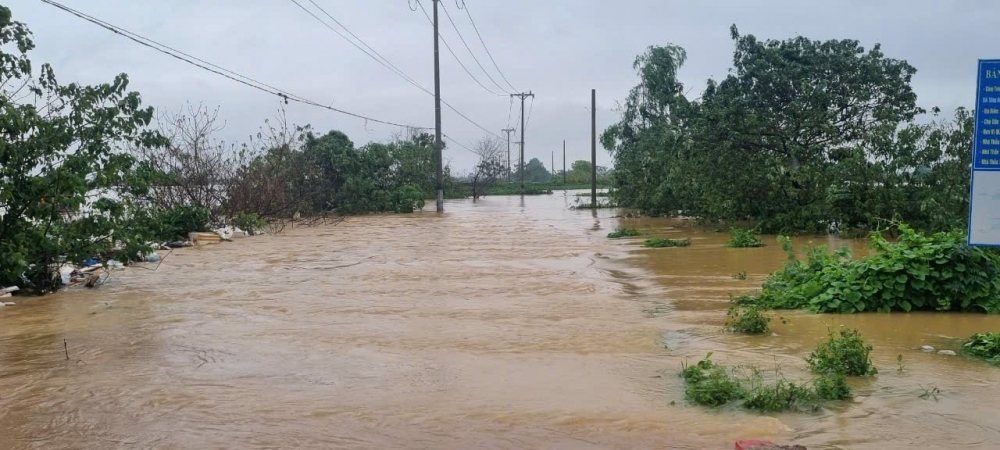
<box><xmin>2</xmin><ymin>191</ymin><xmax>1000</xmax><ymax>449</ymax></box>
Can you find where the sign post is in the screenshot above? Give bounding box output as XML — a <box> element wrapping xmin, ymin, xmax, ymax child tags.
<box><xmin>968</xmin><ymin>59</ymin><xmax>1000</xmax><ymax>246</ymax></box>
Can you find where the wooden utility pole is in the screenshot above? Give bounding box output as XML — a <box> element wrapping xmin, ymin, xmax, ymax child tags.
<box><xmin>511</xmin><ymin>91</ymin><xmax>534</xmax><ymax>194</ymax></box>
<box><xmin>432</xmin><ymin>0</ymin><xmax>444</xmax><ymax>212</ymax></box>
<box><xmin>563</xmin><ymin>140</ymin><xmax>566</xmax><ymax>184</ymax></box>
<box><xmin>502</xmin><ymin>128</ymin><xmax>516</xmax><ymax>182</ymax></box>
<box><xmin>551</xmin><ymin>151</ymin><xmax>554</xmax><ymax>182</ymax></box>
<box><xmin>591</xmin><ymin>89</ymin><xmax>597</xmax><ymax>207</ymax></box>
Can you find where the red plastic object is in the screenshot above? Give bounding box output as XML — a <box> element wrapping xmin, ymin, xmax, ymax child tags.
<box><xmin>735</xmin><ymin>440</ymin><xmax>777</xmax><ymax>450</ymax></box>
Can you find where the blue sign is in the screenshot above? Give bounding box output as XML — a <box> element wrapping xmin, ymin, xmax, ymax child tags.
<box><xmin>969</xmin><ymin>59</ymin><xmax>1000</xmax><ymax>246</ymax></box>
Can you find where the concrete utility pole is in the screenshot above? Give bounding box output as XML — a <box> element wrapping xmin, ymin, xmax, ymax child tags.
<box><xmin>432</xmin><ymin>0</ymin><xmax>444</xmax><ymax>212</ymax></box>
<box><xmin>511</xmin><ymin>91</ymin><xmax>534</xmax><ymax>194</ymax></box>
<box><xmin>502</xmin><ymin>128</ymin><xmax>516</xmax><ymax>182</ymax></box>
<box><xmin>563</xmin><ymin>140</ymin><xmax>566</xmax><ymax>185</ymax></box>
<box><xmin>591</xmin><ymin>89</ymin><xmax>597</xmax><ymax>207</ymax></box>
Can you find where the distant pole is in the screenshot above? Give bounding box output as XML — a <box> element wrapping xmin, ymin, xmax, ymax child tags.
<box><xmin>551</xmin><ymin>151</ymin><xmax>554</xmax><ymax>183</ymax></box>
<box><xmin>433</xmin><ymin>0</ymin><xmax>443</xmax><ymax>212</ymax></box>
<box><xmin>502</xmin><ymin>128</ymin><xmax>515</xmax><ymax>182</ymax></box>
<box><xmin>591</xmin><ymin>89</ymin><xmax>597</xmax><ymax>207</ymax></box>
<box><xmin>563</xmin><ymin>140</ymin><xmax>566</xmax><ymax>184</ymax></box>
<box><xmin>511</xmin><ymin>91</ymin><xmax>534</xmax><ymax>194</ymax></box>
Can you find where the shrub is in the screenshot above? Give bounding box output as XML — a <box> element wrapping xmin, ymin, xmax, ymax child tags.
<box><xmin>806</xmin><ymin>328</ymin><xmax>877</xmax><ymax>377</ymax></box>
<box><xmin>742</xmin><ymin>377</ymin><xmax>819</xmax><ymax>412</ymax></box>
<box><xmin>724</xmin><ymin>305</ymin><xmax>771</xmax><ymax>334</ymax></box>
<box><xmin>727</xmin><ymin>227</ymin><xmax>765</xmax><ymax>248</ymax></box>
<box><xmin>680</xmin><ymin>353</ymin><xmax>744</xmax><ymax>406</ymax></box>
<box><xmin>752</xmin><ymin>225</ymin><xmax>1000</xmax><ymax>314</ymax></box>
<box><xmin>961</xmin><ymin>332</ymin><xmax>1000</xmax><ymax>365</ymax></box>
<box><xmin>644</xmin><ymin>238</ymin><xmax>692</xmax><ymax>248</ymax></box>
<box><xmin>153</xmin><ymin>205</ymin><xmax>211</xmax><ymax>241</ymax></box>
<box><xmin>607</xmin><ymin>228</ymin><xmax>643</xmax><ymax>239</ymax></box>
<box><xmin>231</xmin><ymin>211</ymin><xmax>268</xmax><ymax>235</ymax></box>
<box><xmin>813</xmin><ymin>372</ymin><xmax>852</xmax><ymax>400</ymax></box>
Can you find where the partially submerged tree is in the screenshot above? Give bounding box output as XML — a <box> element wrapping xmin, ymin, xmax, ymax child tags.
<box><xmin>0</xmin><ymin>7</ymin><xmax>166</xmax><ymax>292</ymax></box>
<box><xmin>469</xmin><ymin>137</ymin><xmax>506</xmax><ymax>199</ymax></box>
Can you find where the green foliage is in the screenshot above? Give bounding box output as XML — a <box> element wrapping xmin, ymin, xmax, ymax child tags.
<box><xmin>724</xmin><ymin>305</ymin><xmax>771</xmax><ymax>334</ymax></box>
<box><xmin>806</xmin><ymin>329</ymin><xmax>877</xmax><ymax>377</ymax></box>
<box><xmin>961</xmin><ymin>332</ymin><xmax>1000</xmax><ymax>365</ymax></box>
<box><xmin>680</xmin><ymin>353</ymin><xmax>744</xmax><ymax>407</ymax></box>
<box><xmin>481</xmin><ymin>183</ymin><xmax>553</xmax><ymax>196</ymax></box>
<box><xmin>603</xmin><ymin>28</ymin><xmax>972</xmax><ymax>234</ymax></box>
<box><xmin>813</xmin><ymin>372</ymin><xmax>852</xmax><ymax>400</ymax></box>
<box><xmin>153</xmin><ymin>206</ymin><xmax>210</xmax><ymax>241</ymax></box>
<box><xmin>0</xmin><ymin>8</ymin><xmax>168</xmax><ymax>293</ymax></box>
<box><xmin>753</xmin><ymin>226</ymin><xmax>1000</xmax><ymax>314</ymax></box>
<box><xmin>644</xmin><ymin>238</ymin><xmax>691</xmax><ymax>248</ymax></box>
<box><xmin>727</xmin><ymin>227</ymin><xmax>765</xmax><ymax>248</ymax></box>
<box><xmin>897</xmin><ymin>354</ymin><xmax>906</xmax><ymax>373</ymax></box>
<box><xmin>678</xmin><ymin>353</ymin><xmax>851</xmax><ymax>411</ymax></box>
<box><xmin>732</xmin><ymin>270</ymin><xmax>748</xmax><ymax>280</ymax></box>
<box><xmin>607</xmin><ymin>228</ymin><xmax>643</xmax><ymax>239</ymax></box>
<box><xmin>231</xmin><ymin>211</ymin><xmax>267</xmax><ymax>235</ymax></box>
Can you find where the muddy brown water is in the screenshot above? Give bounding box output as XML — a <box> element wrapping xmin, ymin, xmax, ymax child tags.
<box><xmin>3</xmin><ymin>191</ymin><xmax>1000</xmax><ymax>449</ymax></box>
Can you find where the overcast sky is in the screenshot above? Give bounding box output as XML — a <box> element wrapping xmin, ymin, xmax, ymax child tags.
<box><xmin>11</xmin><ymin>0</ymin><xmax>996</xmax><ymax>171</ymax></box>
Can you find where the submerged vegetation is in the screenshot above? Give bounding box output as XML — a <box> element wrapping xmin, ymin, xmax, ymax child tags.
<box><xmin>727</xmin><ymin>228</ymin><xmax>765</xmax><ymax>248</ymax></box>
<box><xmin>607</xmin><ymin>228</ymin><xmax>644</xmax><ymax>239</ymax></box>
<box><xmin>644</xmin><ymin>238</ymin><xmax>691</xmax><ymax>248</ymax></box>
<box><xmin>806</xmin><ymin>328</ymin><xmax>877</xmax><ymax>377</ymax></box>
<box><xmin>742</xmin><ymin>226</ymin><xmax>1000</xmax><ymax>314</ymax></box>
<box><xmin>678</xmin><ymin>353</ymin><xmax>852</xmax><ymax>412</ymax></box>
<box><xmin>961</xmin><ymin>332</ymin><xmax>1000</xmax><ymax>365</ymax></box>
<box><xmin>724</xmin><ymin>305</ymin><xmax>771</xmax><ymax>335</ymax></box>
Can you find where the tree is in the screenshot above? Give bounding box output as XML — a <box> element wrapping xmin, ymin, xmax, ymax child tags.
<box><xmin>0</xmin><ymin>7</ymin><xmax>166</xmax><ymax>293</ymax></box>
<box><xmin>515</xmin><ymin>158</ymin><xmax>551</xmax><ymax>183</ymax></box>
<box><xmin>469</xmin><ymin>137</ymin><xmax>506</xmax><ymax>199</ymax></box>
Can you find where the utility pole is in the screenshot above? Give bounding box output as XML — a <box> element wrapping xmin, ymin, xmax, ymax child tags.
<box><xmin>511</xmin><ymin>91</ymin><xmax>534</xmax><ymax>194</ymax></box>
<box><xmin>563</xmin><ymin>140</ymin><xmax>566</xmax><ymax>185</ymax></box>
<box><xmin>432</xmin><ymin>0</ymin><xmax>444</xmax><ymax>212</ymax></box>
<box><xmin>502</xmin><ymin>128</ymin><xmax>516</xmax><ymax>182</ymax></box>
<box><xmin>551</xmin><ymin>151</ymin><xmax>555</xmax><ymax>183</ymax></box>
<box><xmin>591</xmin><ymin>89</ymin><xmax>597</xmax><ymax>207</ymax></box>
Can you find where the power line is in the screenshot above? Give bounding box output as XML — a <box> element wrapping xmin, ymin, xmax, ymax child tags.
<box><xmin>438</xmin><ymin>1</ymin><xmax>509</xmax><ymax>95</ymax></box>
<box><xmin>415</xmin><ymin>0</ymin><xmax>504</xmax><ymax>97</ymax></box>
<box><xmin>40</xmin><ymin>0</ymin><xmax>426</xmax><ymax>130</ymax></box>
<box><xmin>294</xmin><ymin>0</ymin><xmax>502</xmax><ymax>139</ymax></box>
<box><xmin>442</xmin><ymin>133</ymin><xmax>476</xmax><ymax>154</ymax></box>
<box><xmin>454</xmin><ymin>0</ymin><xmax>518</xmax><ymax>93</ymax></box>
<box><xmin>525</xmin><ymin>96</ymin><xmax>535</xmax><ymax>129</ymax></box>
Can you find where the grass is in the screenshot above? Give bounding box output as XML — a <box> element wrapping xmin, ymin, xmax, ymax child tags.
<box><xmin>678</xmin><ymin>353</ymin><xmax>852</xmax><ymax>411</ymax></box>
<box><xmin>644</xmin><ymin>238</ymin><xmax>691</xmax><ymax>248</ymax></box>
<box><xmin>575</xmin><ymin>192</ymin><xmax>609</xmax><ymax>197</ymax></box>
<box><xmin>727</xmin><ymin>227</ymin><xmax>765</xmax><ymax>248</ymax></box>
<box><xmin>724</xmin><ymin>305</ymin><xmax>771</xmax><ymax>334</ymax></box>
<box><xmin>806</xmin><ymin>328</ymin><xmax>877</xmax><ymax>376</ymax></box>
<box><xmin>607</xmin><ymin>228</ymin><xmax>643</xmax><ymax>239</ymax></box>
<box><xmin>961</xmin><ymin>332</ymin><xmax>1000</xmax><ymax>365</ymax></box>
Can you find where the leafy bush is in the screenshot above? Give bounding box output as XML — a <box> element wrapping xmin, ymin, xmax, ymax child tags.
<box><xmin>644</xmin><ymin>238</ymin><xmax>692</xmax><ymax>248</ymax></box>
<box><xmin>806</xmin><ymin>328</ymin><xmax>877</xmax><ymax>377</ymax></box>
<box><xmin>680</xmin><ymin>353</ymin><xmax>744</xmax><ymax>406</ymax></box>
<box><xmin>231</xmin><ymin>211</ymin><xmax>267</xmax><ymax>235</ymax></box>
<box><xmin>153</xmin><ymin>205</ymin><xmax>210</xmax><ymax>242</ymax></box>
<box><xmin>678</xmin><ymin>353</ymin><xmax>851</xmax><ymax>411</ymax></box>
<box><xmin>607</xmin><ymin>228</ymin><xmax>643</xmax><ymax>239</ymax></box>
<box><xmin>727</xmin><ymin>227</ymin><xmax>765</xmax><ymax>248</ymax></box>
<box><xmin>390</xmin><ymin>184</ymin><xmax>426</xmax><ymax>213</ymax></box>
<box><xmin>961</xmin><ymin>332</ymin><xmax>1000</xmax><ymax>365</ymax></box>
<box><xmin>813</xmin><ymin>372</ymin><xmax>852</xmax><ymax>400</ymax></box>
<box><xmin>724</xmin><ymin>305</ymin><xmax>771</xmax><ymax>334</ymax></box>
<box><xmin>753</xmin><ymin>226</ymin><xmax>1000</xmax><ymax>314</ymax></box>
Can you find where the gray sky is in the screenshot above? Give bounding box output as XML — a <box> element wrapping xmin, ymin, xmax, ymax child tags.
<box><xmin>12</xmin><ymin>0</ymin><xmax>997</xmax><ymax>172</ymax></box>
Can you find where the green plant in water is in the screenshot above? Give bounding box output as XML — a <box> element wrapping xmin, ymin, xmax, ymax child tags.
<box><xmin>961</xmin><ymin>332</ymin><xmax>1000</xmax><ymax>365</ymax></box>
<box><xmin>644</xmin><ymin>238</ymin><xmax>692</xmax><ymax>248</ymax></box>
<box><xmin>733</xmin><ymin>270</ymin><xmax>748</xmax><ymax>280</ymax></box>
<box><xmin>679</xmin><ymin>353</ymin><xmax>744</xmax><ymax>406</ymax></box>
<box><xmin>724</xmin><ymin>305</ymin><xmax>771</xmax><ymax>335</ymax></box>
<box><xmin>813</xmin><ymin>372</ymin><xmax>852</xmax><ymax>400</ymax></box>
<box><xmin>741</xmin><ymin>374</ymin><xmax>819</xmax><ymax>412</ymax></box>
<box><xmin>919</xmin><ymin>385</ymin><xmax>940</xmax><ymax>401</ymax></box>
<box><xmin>806</xmin><ymin>328</ymin><xmax>877</xmax><ymax>377</ymax></box>
<box><xmin>231</xmin><ymin>211</ymin><xmax>267</xmax><ymax>235</ymax></box>
<box><xmin>896</xmin><ymin>354</ymin><xmax>906</xmax><ymax>373</ymax></box>
<box><xmin>607</xmin><ymin>228</ymin><xmax>644</xmax><ymax>239</ymax></box>
<box><xmin>727</xmin><ymin>227</ymin><xmax>765</xmax><ymax>248</ymax></box>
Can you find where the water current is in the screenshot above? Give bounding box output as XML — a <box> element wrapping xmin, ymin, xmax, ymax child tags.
<box><xmin>2</xmin><ymin>191</ymin><xmax>1000</xmax><ymax>449</ymax></box>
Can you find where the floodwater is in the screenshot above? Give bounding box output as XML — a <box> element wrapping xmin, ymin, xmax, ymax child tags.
<box><xmin>3</xmin><ymin>192</ymin><xmax>1000</xmax><ymax>449</ymax></box>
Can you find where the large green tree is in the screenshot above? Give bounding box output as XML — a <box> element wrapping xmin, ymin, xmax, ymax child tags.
<box><xmin>0</xmin><ymin>6</ymin><xmax>166</xmax><ymax>292</ymax></box>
